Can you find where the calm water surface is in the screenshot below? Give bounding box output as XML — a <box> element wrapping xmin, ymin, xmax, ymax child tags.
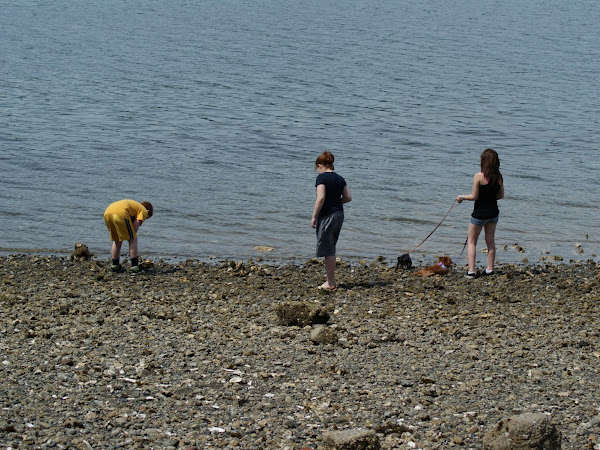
<box><xmin>1</xmin><ymin>0</ymin><xmax>599</xmax><ymax>265</ymax></box>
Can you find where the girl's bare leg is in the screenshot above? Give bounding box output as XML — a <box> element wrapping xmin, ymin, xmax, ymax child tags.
<box><xmin>324</xmin><ymin>255</ymin><xmax>336</xmax><ymax>288</ymax></box>
<box><xmin>483</xmin><ymin>222</ymin><xmax>497</xmax><ymax>271</ymax></box>
<box><xmin>467</xmin><ymin>223</ymin><xmax>482</xmax><ymax>273</ymax></box>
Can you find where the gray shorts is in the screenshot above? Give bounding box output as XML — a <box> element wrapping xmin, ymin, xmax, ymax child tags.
<box><xmin>316</xmin><ymin>210</ymin><xmax>344</xmax><ymax>257</ymax></box>
<box><xmin>470</xmin><ymin>215</ymin><xmax>499</xmax><ymax>226</ymax></box>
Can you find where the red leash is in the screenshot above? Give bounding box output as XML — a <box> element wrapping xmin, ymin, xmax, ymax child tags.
<box><xmin>405</xmin><ymin>199</ymin><xmax>458</xmax><ymax>254</ymax></box>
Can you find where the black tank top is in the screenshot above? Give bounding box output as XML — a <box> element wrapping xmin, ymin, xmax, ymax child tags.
<box><xmin>472</xmin><ymin>182</ymin><xmax>500</xmax><ymax>220</ymax></box>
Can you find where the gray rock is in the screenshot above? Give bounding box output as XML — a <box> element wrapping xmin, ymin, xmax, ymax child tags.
<box><xmin>310</xmin><ymin>325</ymin><xmax>338</xmax><ymax>345</ymax></box>
<box><xmin>321</xmin><ymin>429</ymin><xmax>381</xmax><ymax>449</ymax></box>
<box><xmin>483</xmin><ymin>412</ymin><xmax>561</xmax><ymax>449</ymax></box>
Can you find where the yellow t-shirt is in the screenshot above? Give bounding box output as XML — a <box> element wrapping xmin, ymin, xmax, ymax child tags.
<box><xmin>104</xmin><ymin>200</ymin><xmax>149</xmax><ymax>223</ymax></box>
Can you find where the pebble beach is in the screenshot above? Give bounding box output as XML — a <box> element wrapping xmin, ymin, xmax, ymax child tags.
<box><xmin>1</xmin><ymin>254</ymin><xmax>599</xmax><ymax>449</ymax></box>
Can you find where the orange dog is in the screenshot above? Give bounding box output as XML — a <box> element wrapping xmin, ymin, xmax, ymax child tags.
<box><xmin>412</xmin><ymin>256</ymin><xmax>453</xmax><ymax>277</ymax></box>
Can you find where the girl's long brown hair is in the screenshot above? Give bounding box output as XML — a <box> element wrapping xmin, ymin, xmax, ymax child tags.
<box><xmin>480</xmin><ymin>148</ymin><xmax>502</xmax><ymax>185</ymax></box>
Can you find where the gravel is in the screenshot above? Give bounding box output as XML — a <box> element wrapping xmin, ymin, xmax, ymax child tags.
<box><xmin>1</xmin><ymin>255</ymin><xmax>599</xmax><ymax>449</ymax></box>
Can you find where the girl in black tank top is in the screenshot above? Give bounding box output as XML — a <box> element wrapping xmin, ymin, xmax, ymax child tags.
<box><xmin>472</xmin><ymin>176</ymin><xmax>501</xmax><ymax>220</ymax></box>
<box><xmin>456</xmin><ymin>149</ymin><xmax>504</xmax><ymax>279</ymax></box>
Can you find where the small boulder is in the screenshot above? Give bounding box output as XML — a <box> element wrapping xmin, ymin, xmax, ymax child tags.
<box><xmin>275</xmin><ymin>301</ymin><xmax>329</xmax><ymax>327</ymax></box>
<box><xmin>310</xmin><ymin>325</ymin><xmax>338</xmax><ymax>345</ymax></box>
<box><xmin>483</xmin><ymin>412</ymin><xmax>561</xmax><ymax>449</ymax></box>
<box><xmin>71</xmin><ymin>242</ymin><xmax>93</xmax><ymax>261</ymax></box>
<box><xmin>321</xmin><ymin>429</ymin><xmax>380</xmax><ymax>450</ymax></box>
<box><xmin>254</xmin><ymin>245</ymin><xmax>275</xmax><ymax>252</ymax></box>
<box><xmin>140</xmin><ymin>259</ymin><xmax>156</xmax><ymax>273</ymax></box>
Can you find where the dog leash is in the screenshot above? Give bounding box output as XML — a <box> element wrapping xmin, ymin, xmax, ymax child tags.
<box><xmin>405</xmin><ymin>199</ymin><xmax>458</xmax><ymax>254</ymax></box>
<box><xmin>454</xmin><ymin>236</ymin><xmax>468</xmax><ymax>262</ymax></box>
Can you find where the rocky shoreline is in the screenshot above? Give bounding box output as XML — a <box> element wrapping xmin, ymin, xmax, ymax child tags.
<box><xmin>1</xmin><ymin>255</ymin><xmax>599</xmax><ymax>449</ymax></box>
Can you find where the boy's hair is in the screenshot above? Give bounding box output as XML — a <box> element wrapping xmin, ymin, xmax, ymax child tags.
<box><xmin>315</xmin><ymin>151</ymin><xmax>335</xmax><ymax>171</ymax></box>
<box><xmin>141</xmin><ymin>201</ymin><xmax>153</xmax><ymax>218</ymax></box>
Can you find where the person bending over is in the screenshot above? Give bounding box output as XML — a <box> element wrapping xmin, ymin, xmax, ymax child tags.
<box><xmin>103</xmin><ymin>199</ymin><xmax>153</xmax><ymax>273</ymax></box>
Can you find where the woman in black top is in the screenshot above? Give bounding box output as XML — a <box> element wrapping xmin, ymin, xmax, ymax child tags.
<box><xmin>456</xmin><ymin>149</ymin><xmax>504</xmax><ymax>279</ymax></box>
<box><xmin>311</xmin><ymin>151</ymin><xmax>352</xmax><ymax>290</ymax></box>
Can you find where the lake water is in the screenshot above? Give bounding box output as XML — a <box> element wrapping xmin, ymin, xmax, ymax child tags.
<box><xmin>1</xmin><ymin>0</ymin><xmax>599</xmax><ymax>265</ymax></box>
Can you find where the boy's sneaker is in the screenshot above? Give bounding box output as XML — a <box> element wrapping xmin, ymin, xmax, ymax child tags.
<box><xmin>130</xmin><ymin>265</ymin><xmax>145</xmax><ymax>275</ymax></box>
<box><xmin>481</xmin><ymin>270</ymin><xmax>495</xmax><ymax>277</ymax></box>
<box><xmin>464</xmin><ymin>272</ymin><xmax>478</xmax><ymax>279</ymax></box>
<box><xmin>110</xmin><ymin>264</ymin><xmax>125</xmax><ymax>273</ymax></box>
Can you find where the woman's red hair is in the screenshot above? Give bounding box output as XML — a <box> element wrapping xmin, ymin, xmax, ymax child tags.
<box><xmin>315</xmin><ymin>151</ymin><xmax>335</xmax><ymax>171</ymax></box>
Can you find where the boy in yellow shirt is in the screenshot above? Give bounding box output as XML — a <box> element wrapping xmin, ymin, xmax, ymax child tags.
<box><xmin>103</xmin><ymin>199</ymin><xmax>153</xmax><ymax>273</ymax></box>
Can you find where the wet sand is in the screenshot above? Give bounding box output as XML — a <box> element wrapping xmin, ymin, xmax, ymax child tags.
<box><xmin>1</xmin><ymin>255</ymin><xmax>599</xmax><ymax>449</ymax></box>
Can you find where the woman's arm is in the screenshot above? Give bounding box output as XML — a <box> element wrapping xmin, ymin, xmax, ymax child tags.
<box><xmin>497</xmin><ymin>181</ymin><xmax>504</xmax><ymax>200</ymax></box>
<box><xmin>341</xmin><ymin>185</ymin><xmax>352</xmax><ymax>204</ymax></box>
<box><xmin>311</xmin><ymin>184</ymin><xmax>326</xmax><ymax>228</ymax></box>
<box><xmin>456</xmin><ymin>173</ymin><xmax>483</xmax><ymax>203</ymax></box>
